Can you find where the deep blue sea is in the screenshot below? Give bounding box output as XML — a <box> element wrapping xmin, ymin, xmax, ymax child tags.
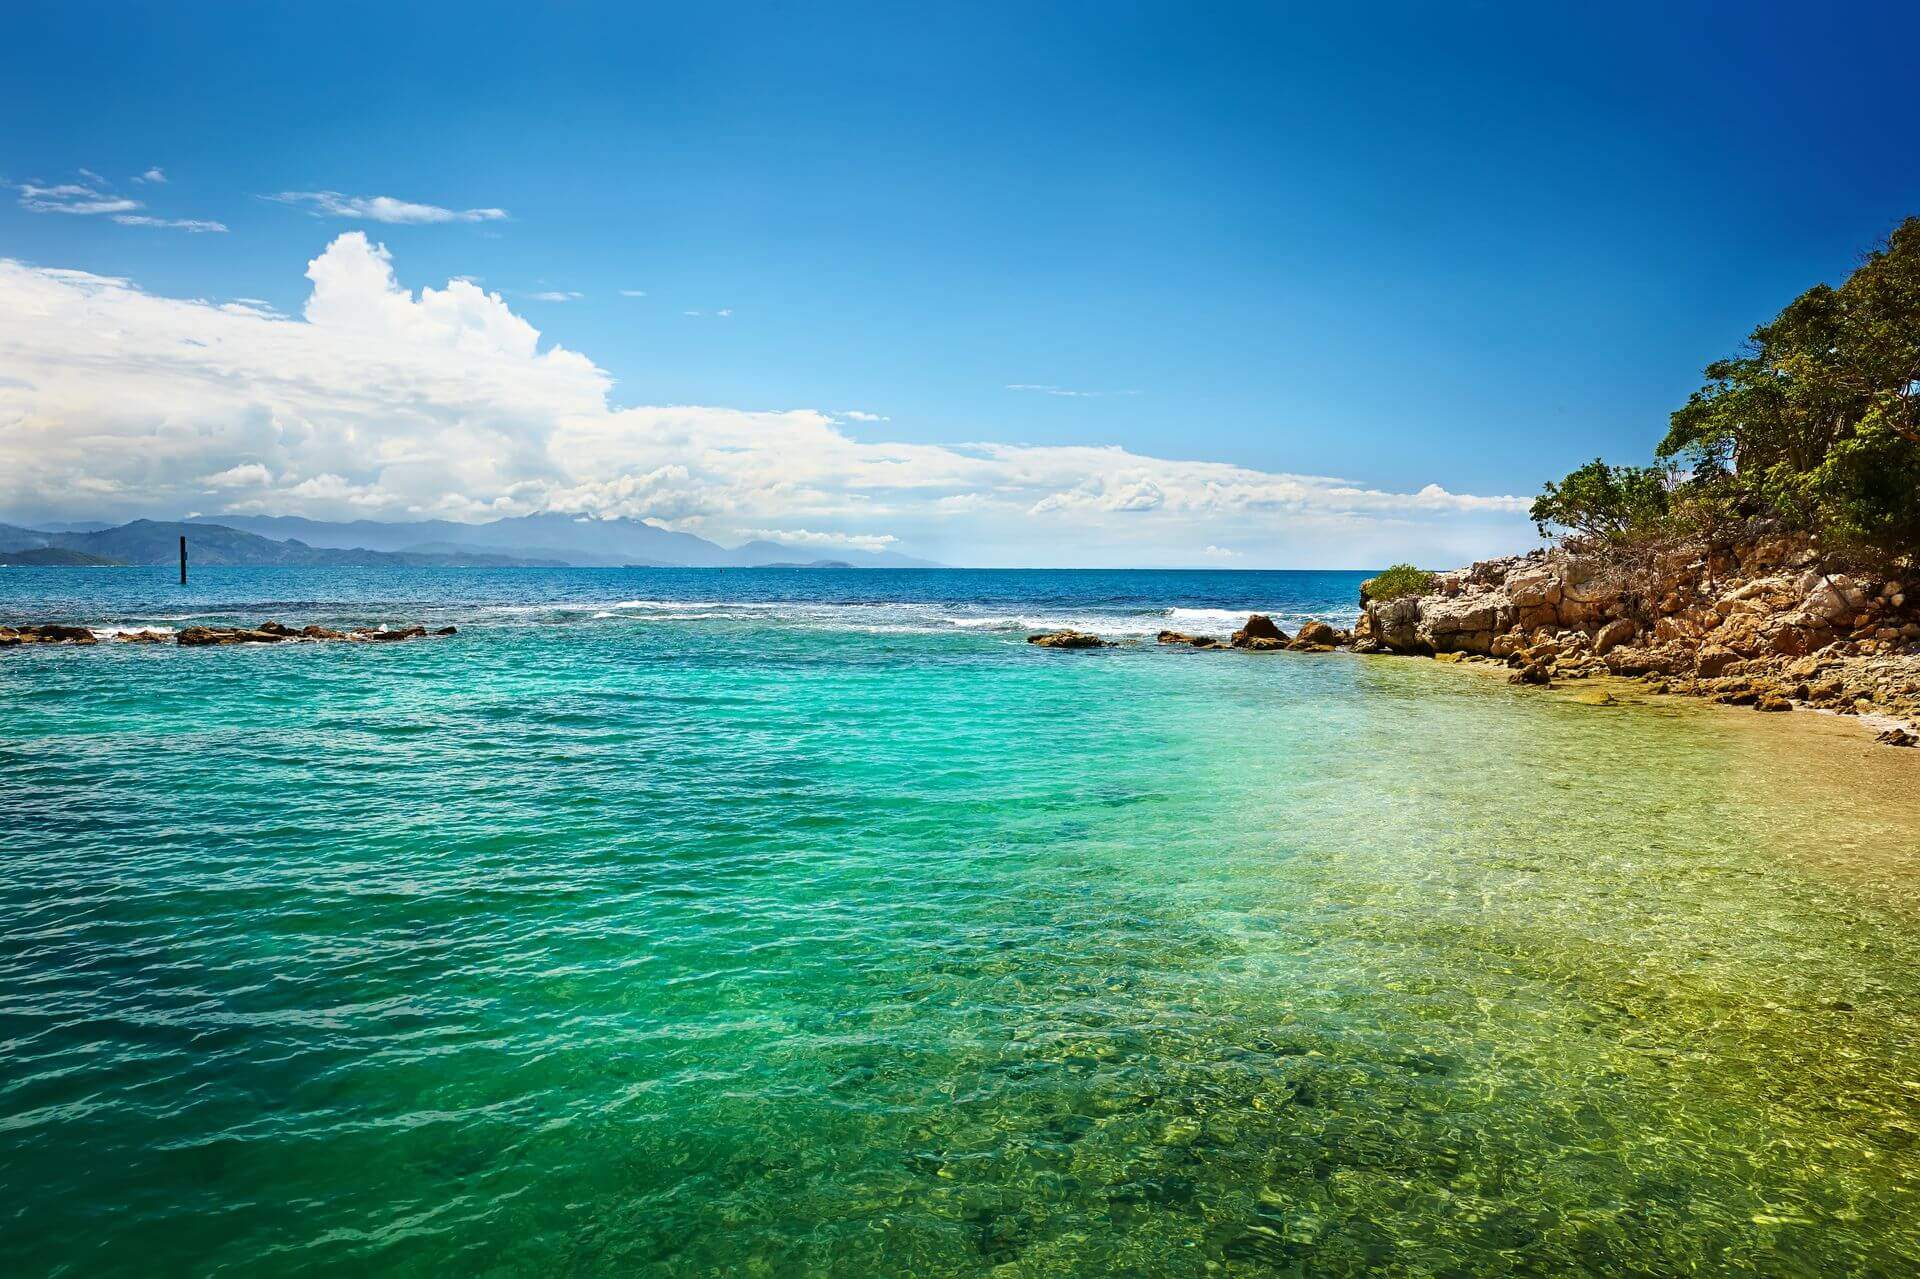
<box><xmin>5</xmin><ymin>566</ymin><xmax>1920</xmax><ymax>1276</ymax></box>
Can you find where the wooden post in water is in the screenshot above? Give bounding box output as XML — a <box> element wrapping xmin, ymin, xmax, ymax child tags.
<box><xmin>179</xmin><ymin>535</ymin><xmax>187</xmax><ymax>585</ymax></box>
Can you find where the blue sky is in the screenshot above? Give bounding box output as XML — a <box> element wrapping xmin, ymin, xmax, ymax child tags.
<box><xmin>2</xmin><ymin>2</ymin><xmax>1917</xmax><ymax>566</ymax></box>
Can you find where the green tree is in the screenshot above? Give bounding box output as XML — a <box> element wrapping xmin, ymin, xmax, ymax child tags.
<box><xmin>1529</xmin><ymin>459</ymin><xmax>1673</xmax><ymax>543</ymax></box>
<box><xmin>1656</xmin><ymin>216</ymin><xmax>1920</xmax><ymax>554</ymax></box>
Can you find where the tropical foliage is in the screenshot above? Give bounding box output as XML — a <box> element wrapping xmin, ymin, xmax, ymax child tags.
<box><xmin>1535</xmin><ymin>217</ymin><xmax>1920</xmax><ymax>558</ymax></box>
<box><xmin>1360</xmin><ymin>563</ymin><xmax>1437</xmax><ymax>602</ymax></box>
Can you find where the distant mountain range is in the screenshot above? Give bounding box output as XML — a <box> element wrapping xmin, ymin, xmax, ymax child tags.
<box><xmin>0</xmin><ymin>515</ymin><xmax>937</xmax><ymax>570</ymax></box>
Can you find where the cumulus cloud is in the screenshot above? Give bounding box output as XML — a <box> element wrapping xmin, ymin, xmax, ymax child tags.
<box><xmin>839</xmin><ymin>410</ymin><xmax>889</xmax><ymax>422</ymax></box>
<box><xmin>0</xmin><ymin>234</ymin><xmax>1533</xmax><ymax>565</ymax></box>
<box><xmin>134</xmin><ymin>167</ymin><xmax>168</xmax><ymax>184</ymax></box>
<box><xmin>266</xmin><ymin>191</ymin><xmax>509</xmax><ymax>224</ymax></box>
<box><xmin>202</xmin><ymin>463</ymin><xmax>273</xmax><ymax>488</ymax></box>
<box><xmin>526</xmin><ymin>290</ymin><xmax>582</xmax><ymax>302</ymax></box>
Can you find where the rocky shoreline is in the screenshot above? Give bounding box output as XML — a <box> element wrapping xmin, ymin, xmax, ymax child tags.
<box><xmin>0</xmin><ymin>621</ymin><xmax>456</xmax><ymax>648</ymax></box>
<box><xmin>1346</xmin><ymin>542</ymin><xmax>1919</xmax><ymax>746</ymax></box>
<box><xmin>1028</xmin><ymin>540</ymin><xmax>1920</xmax><ymax>748</ymax></box>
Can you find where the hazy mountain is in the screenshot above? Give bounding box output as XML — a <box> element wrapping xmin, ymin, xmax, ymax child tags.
<box><xmin>3</xmin><ymin>520</ymin><xmax>565</xmax><ymax>568</ymax></box>
<box><xmin>0</xmin><ymin>547</ymin><xmax>124</xmax><ymax>567</ymax></box>
<box><xmin>0</xmin><ymin>516</ymin><xmax>939</xmax><ymax>569</ymax></box>
<box><xmin>205</xmin><ymin>513</ymin><xmax>939</xmax><ymax>568</ymax></box>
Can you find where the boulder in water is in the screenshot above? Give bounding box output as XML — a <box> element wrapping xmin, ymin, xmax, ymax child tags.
<box><xmin>1289</xmin><ymin>620</ymin><xmax>1342</xmax><ymax>650</ymax></box>
<box><xmin>1028</xmin><ymin>630</ymin><xmax>1111</xmax><ymax>648</ymax></box>
<box><xmin>177</xmin><ymin>626</ymin><xmax>289</xmax><ymax>646</ymax></box>
<box><xmin>1</xmin><ymin>624</ymin><xmax>98</xmax><ymax>646</ymax></box>
<box><xmin>1230</xmin><ymin>615</ymin><xmax>1290</xmax><ymax>649</ymax></box>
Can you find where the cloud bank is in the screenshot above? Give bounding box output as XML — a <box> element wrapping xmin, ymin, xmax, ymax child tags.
<box><xmin>0</xmin><ymin>234</ymin><xmax>1530</xmax><ymax>565</ymax></box>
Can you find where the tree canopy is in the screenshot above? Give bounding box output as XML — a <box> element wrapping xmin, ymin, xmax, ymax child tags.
<box><xmin>1538</xmin><ymin>217</ymin><xmax>1920</xmax><ymax>558</ymax></box>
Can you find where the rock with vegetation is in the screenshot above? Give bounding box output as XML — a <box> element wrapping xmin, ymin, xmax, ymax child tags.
<box><xmin>1359</xmin><ymin>564</ymin><xmax>1437</xmax><ymax>603</ymax></box>
<box><xmin>1353</xmin><ymin>218</ymin><xmax>1920</xmax><ymax>741</ymax></box>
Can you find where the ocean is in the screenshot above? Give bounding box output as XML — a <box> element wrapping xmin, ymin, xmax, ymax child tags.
<box><xmin>4</xmin><ymin>566</ymin><xmax>1919</xmax><ymax>1276</ymax></box>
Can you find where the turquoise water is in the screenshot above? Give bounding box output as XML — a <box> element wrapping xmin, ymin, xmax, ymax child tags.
<box><xmin>4</xmin><ymin>568</ymin><xmax>1920</xmax><ymax>1276</ymax></box>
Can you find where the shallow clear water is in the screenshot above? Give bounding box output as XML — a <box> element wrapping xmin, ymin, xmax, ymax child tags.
<box><xmin>4</xmin><ymin>567</ymin><xmax>1919</xmax><ymax>1276</ymax></box>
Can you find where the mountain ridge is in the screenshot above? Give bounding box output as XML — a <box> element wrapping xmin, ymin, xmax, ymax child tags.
<box><xmin>0</xmin><ymin>515</ymin><xmax>940</xmax><ymax>569</ymax></box>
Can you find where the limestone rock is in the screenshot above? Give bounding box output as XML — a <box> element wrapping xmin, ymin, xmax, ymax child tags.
<box><xmin>1290</xmin><ymin>620</ymin><xmax>1341</xmax><ymax>649</ymax></box>
<box><xmin>1229</xmin><ymin>614</ymin><xmax>1289</xmax><ymax>648</ymax></box>
<box><xmin>1592</xmin><ymin>618</ymin><xmax>1637</xmax><ymax>656</ymax></box>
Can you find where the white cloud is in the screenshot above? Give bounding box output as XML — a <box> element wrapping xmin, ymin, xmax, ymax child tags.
<box><xmin>21</xmin><ymin>183</ymin><xmax>102</xmax><ymax>199</ymax></box>
<box><xmin>17</xmin><ymin>181</ymin><xmax>140</xmax><ymax>216</ymax></box>
<box><xmin>619</xmin><ymin>289</ymin><xmax>647</xmax><ymax>297</ymax></box>
<box><xmin>18</xmin><ymin>174</ymin><xmax>221</xmax><ymax>230</ymax></box>
<box><xmin>839</xmin><ymin>410</ymin><xmax>889</xmax><ymax>422</ymax></box>
<box><xmin>202</xmin><ymin>463</ymin><xmax>273</xmax><ymax>487</ymax></box>
<box><xmin>0</xmin><ymin>234</ymin><xmax>1533</xmax><ymax>566</ymax></box>
<box><xmin>741</xmin><ymin>528</ymin><xmax>900</xmax><ymax>553</ymax></box>
<box><xmin>526</xmin><ymin>290</ymin><xmax>582</xmax><ymax>302</ymax></box>
<box><xmin>134</xmin><ymin>167</ymin><xmax>168</xmax><ymax>184</ymax></box>
<box><xmin>1007</xmin><ymin>383</ymin><xmax>1142</xmax><ymax>398</ymax></box>
<box><xmin>1203</xmin><ymin>545</ymin><xmax>1238</xmax><ymax>558</ymax></box>
<box><xmin>266</xmin><ymin>191</ymin><xmax>509</xmax><ymax>225</ymax></box>
<box><xmin>114</xmin><ymin>214</ymin><xmax>228</xmax><ymax>233</ymax></box>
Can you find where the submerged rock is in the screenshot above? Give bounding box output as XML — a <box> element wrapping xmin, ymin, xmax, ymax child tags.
<box><xmin>1027</xmin><ymin>630</ymin><xmax>1111</xmax><ymax>648</ymax></box>
<box><xmin>177</xmin><ymin>626</ymin><xmax>289</xmax><ymax>646</ymax></box>
<box><xmin>1156</xmin><ymin>630</ymin><xmax>1215</xmax><ymax>647</ymax></box>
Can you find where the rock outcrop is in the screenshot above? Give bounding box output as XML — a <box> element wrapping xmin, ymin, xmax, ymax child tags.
<box><xmin>1028</xmin><ymin>630</ymin><xmax>1112</xmax><ymax>649</ymax></box>
<box><xmin>0</xmin><ymin>624</ymin><xmax>98</xmax><ymax>646</ymax></box>
<box><xmin>5</xmin><ymin>620</ymin><xmax>457</xmax><ymax>650</ymax></box>
<box><xmin>1357</xmin><ymin>540</ymin><xmax>1920</xmax><ymax>738</ymax></box>
<box><xmin>1230</xmin><ymin>615</ymin><xmax>1289</xmax><ymax>650</ymax></box>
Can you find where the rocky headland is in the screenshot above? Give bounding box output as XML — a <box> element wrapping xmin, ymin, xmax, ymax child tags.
<box><xmin>1349</xmin><ymin>540</ymin><xmax>1919</xmax><ymax>746</ymax></box>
